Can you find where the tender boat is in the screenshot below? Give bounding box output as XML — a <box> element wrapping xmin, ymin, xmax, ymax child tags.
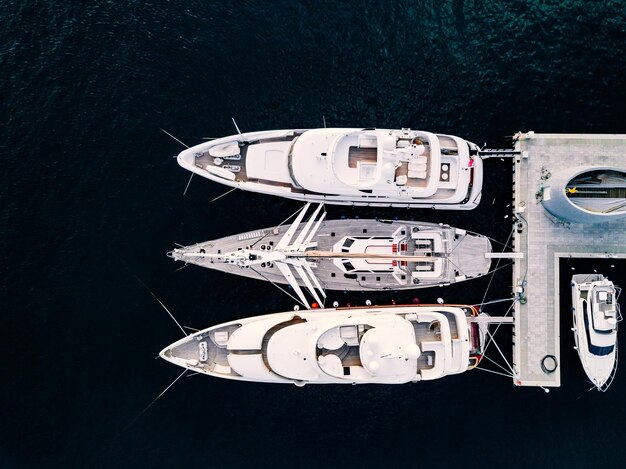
<box><xmin>566</xmin><ymin>169</ymin><xmax>626</xmax><ymax>216</ymax></box>
<box><xmin>571</xmin><ymin>274</ymin><xmax>622</xmax><ymax>391</ymax></box>
<box><xmin>169</xmin><ymin>204</ymin><xmax>492</xmax><ymax>308</ymax></box>
<box><xmin>160</xmin><ymin>304</ymin><xmax>486</xmax><ymax>385</ymax></box>
<box><xmin>178</xmin><ymin>127</ymin><xmax>483</xmax><ymax>209</ymax></box>
<box><xmin>543</xmin><ymin>167</ymin><xmax>626</xmax><ymax>224</ymax></box>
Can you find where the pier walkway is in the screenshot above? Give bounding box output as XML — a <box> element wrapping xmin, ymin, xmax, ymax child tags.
<box><xmin>512</xmin><ymin>133</ymin><xmax>626</xmax><ymax>387</ymax></box>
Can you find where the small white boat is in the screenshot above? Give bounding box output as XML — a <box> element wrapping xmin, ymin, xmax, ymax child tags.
<box><xmin>542</xmin><ymin>167</ymin><xmax>626</xmax><ymax>223</ymax></box>
<box><xmin>160</xmin><ymin>304</ymin><xmax>486</xmax><ymax>385</ymax></box>
<box><xmin>178</xmin><ymin>127</ymin><xmax>483</xmax><ymax>209</ymax></box>
<box><xmin>565</xmin><ymin>169</ymin><xmax>626</xmax><ymax>216</ymax></box>
<box><xmin>571</xmin><ymin>274</ymin><xmax>622</xmax><ymax>391</ymax></box>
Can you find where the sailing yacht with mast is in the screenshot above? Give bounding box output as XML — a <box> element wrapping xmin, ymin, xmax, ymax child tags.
<box><xmin>169</xmin><ymin>204</ymin><xmax>492</xmax><ymax>308</ymax></box>
<box><xmin>178</xmin><ymin>126</ymin><xmax>483</xmax><ymax>209</ymax></box>
<box><xmin>160</xmin><ymin>304</ymin><xmax>487</xmax><ymax>385</ymax></box>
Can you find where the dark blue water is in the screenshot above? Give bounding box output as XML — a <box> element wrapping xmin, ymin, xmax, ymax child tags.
<box><xmin>2</xmin><ymin>1</ymin><xmax>626</xmax><ymax>467</ymax></box>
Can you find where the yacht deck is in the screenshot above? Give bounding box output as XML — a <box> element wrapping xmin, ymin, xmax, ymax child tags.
<box><xmin>174</xmin><ymin>219</ymin><xmax>491</xmax><ymax>292</ymax></box>
<box><xmin>193</xmin><ymin>143</ymin><xmax>250</xmax><ymax>182</ymax></box>
<box><xmin>346</xmin><ymin>144</ymin><xmax>432</xmax><ymax>189</ymax></box>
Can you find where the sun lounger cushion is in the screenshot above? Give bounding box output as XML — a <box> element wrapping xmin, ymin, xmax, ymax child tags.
<box><xmin>408</xmin><ymin>170</ymin><xmax>427</xmax><ymax>179</ymax></box>
<box><xmin>408</xmin><ymin>162</ymin><xmax>427</xmax><ymax>172</ymax></box>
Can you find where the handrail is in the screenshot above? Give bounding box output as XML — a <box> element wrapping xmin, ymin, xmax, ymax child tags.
<box><xmin>599</xmin><ymin>341</ymin><xmax>618</xmax><ymax>392</ymax></box>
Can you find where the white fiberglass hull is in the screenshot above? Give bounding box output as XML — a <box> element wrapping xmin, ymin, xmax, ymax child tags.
<box><xmin>571</xmin><ymin>274</ymin><xmax>619</xmax><ymax>390</ymax></box>
<box><xmin>160</xmin><ymin>304</ymin><xmax>484</xmax><ymax>385</ymax></box>
<box><xmin>177</xmin><ymin>128</ymin><xmax>483</xmax><ymax>209</ymax></box>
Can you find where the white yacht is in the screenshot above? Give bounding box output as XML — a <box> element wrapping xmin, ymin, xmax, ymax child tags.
<box><xmin>571</xmin><ymin>274</ymin><xmax>621</xmax><ymax>391</ymax></box>
<box><xmin>565</xmin><ymin>169</ymin><xmax>626</xmax><ymax>218</ymax></box>
<box><xmin>169</xmin><ymin>203</ymin><xmax>492</xmax><ymax>308</ymax></box>
<box><xmin>542</xmin><ymin>167</ymin><xmax>626</xmax><ymax>223</ymax></box>
<box><xmin>160</xmin><ymin>305</ymin><xmax>486</xmax><ymax>385</ymax></box>
<box><xmin>178</xmin><ymin>127</ymin><xmax>483</xmax><ymax>209</ymax></box>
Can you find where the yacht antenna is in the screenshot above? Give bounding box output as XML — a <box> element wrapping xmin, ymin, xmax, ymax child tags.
<box><xmin>144</xmin><ymin>369</ymin><xmax>187</xmax><ymax>411</ymax></box>
<box><xmin>232</xmin><ymin>117</ymin><xmax>244</xmax><ymax>139</ymax></box>
<box><xmin>133</xmin><ymin>274</ymin><xmax>187</xmax><ymax>337</ymax></box>
<box><xmin>182</xmin><ymin>173</ymin><xmax>194</xmax><ymax>196</ymax></box>
<box><xmin>160</xmin><ymin>128</ymin><xmax>189</xmax><ymax>148</ymax></box>
<box><xmin>123</xmin><ymin>369</ymin><xmax>187</xmax><ymax>432</ymax></box>
<box><xmin>174</xmin><ymin>263</ymin><xmax>189</xmax><ymax>272</ymax></box>
<box><xmin>323</xmin><ymin>115</ymin><xmax>326</xmax><ymax>128</ymax></box>
<box><xmin>158</xmin><ymin>128</ymin><xmax>195</xmax><ymax>195</ymax></box>
<box><xmin>210</xmin><ymin>186</ymin><xmax>238</xmax><ymax>203</ymax></box>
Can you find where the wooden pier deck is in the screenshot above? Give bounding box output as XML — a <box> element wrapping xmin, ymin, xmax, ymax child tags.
<box><xmin>512</xmin><ymin>133</ymin><xmax>626</xmax><ymax>387</ymax></box>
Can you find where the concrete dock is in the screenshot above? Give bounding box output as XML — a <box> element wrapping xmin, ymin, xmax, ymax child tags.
<box><xmin>511</xmin><ymin>133</ymin><xmax>626</xmax><ymax>387</ymax></box>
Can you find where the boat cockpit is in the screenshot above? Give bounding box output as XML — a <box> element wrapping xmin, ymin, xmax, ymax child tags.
<box><xmin>329</xmin><ymin>130</ymin><xmax>441</xmax><ymax>196</ymax></box>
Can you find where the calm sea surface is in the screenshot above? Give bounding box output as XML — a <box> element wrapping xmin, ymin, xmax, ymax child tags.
<box><xmin>1</xmin><ymin>1</ymin><xmax>626</xmax><ymax>467</ymax></box>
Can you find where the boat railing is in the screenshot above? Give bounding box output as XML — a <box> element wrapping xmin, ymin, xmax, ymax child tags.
<box><xmin>599</xmin><ymin>283</ymin><xmax>620</xmax><ymax>392</ymax></box>
<box><xmin>599</xmin><ymin>341</ymin><xmax>618</xmax><ymax>392</ymax></box>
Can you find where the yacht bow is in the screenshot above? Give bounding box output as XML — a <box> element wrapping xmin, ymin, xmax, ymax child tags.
<box><xmin>176</xmin><ymin>203</ymin><xmax>328</xmax><ymax>308</ymax></box>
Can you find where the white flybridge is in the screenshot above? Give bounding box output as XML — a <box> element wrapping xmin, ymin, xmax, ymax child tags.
<box><xmin>178</xmin><ymin>127</ymin><xmax>483</xmax><ymax>209</ymax></box>
<box><xmin>160</xmin><ymin>304</ymin><xmax>486</xmax><ymax>385</ymax></box>
<box><xmin>571</xmin><ymin>274</ymin><xmax>622</xmax><ymax>391</ymax></box>
<box><xmin>169</xmin><ymin>204</ymin><xmax>493</xmax><ymax>308</ymax></box>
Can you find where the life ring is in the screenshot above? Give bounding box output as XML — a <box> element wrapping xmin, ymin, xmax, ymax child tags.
<box><xmin>541</xmin><ymin>355</ymin><xmax>558</xmax><ymax>374</ymax></box>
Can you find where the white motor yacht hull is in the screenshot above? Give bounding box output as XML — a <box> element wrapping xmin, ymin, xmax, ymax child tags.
<box><xmin>160</xmin><ymin>304</ymin><xmax>485</xmax><ymax>385</ymax></box>
<box><xmin>177</xmin><ymin>128</ymin><xmax>483</xmax><ymax>209</ymax></box>
<box><xmin>571</xmin><ymin>274</ymin><xmax>620</xmax><ymax>390</ymax></box>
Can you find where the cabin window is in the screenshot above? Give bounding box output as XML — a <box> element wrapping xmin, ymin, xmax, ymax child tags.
<box><xmin>583</xmin><ymin>304</ymin><xmax>615</xmax><ymax>356</ymax></box>
<box><xmin>591</xmin><ymin>344</ymin><xmax>615</xmax><ymax>356</ymax></box>
<box><xmin>343</xmin><ymin>261</ymin><xmax>355</xmax><ymax>272</ymax></box>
